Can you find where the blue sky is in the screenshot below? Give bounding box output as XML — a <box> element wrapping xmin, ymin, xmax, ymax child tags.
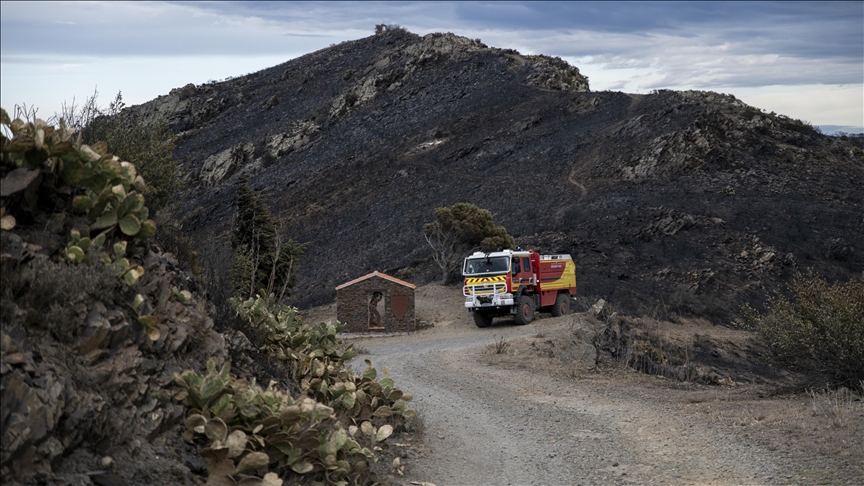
<box><xmin>1</xmin><ymin>1</ymin><xmax>862</xmax><ymax>133</ymax></box>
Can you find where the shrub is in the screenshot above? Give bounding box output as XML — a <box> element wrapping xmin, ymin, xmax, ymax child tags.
<box><xmin>486</xmin><ymin>335</ymin><xmax>510</xmax><ymax>355</ymax></box>
<box><xmin>19</xmin><ymin>257</ymin><xmax>121</xmax><ymax>341</ymax></box>
<box><xmin>229</xmin><ymin>295</ymin><xmax>415</xmax><ymax>426</ymax></box>
<box><xmin>175</xmin><ymin>360</ymin><xmax>375</xmax><ymax>484</ymax></box>
<box><xmin>54</xmin><ymin>90</ymin><xmax>181</xmax><ymax>215</ymax></box>
<box><xmin>744</xmin><ymin>272</ymin><xmax>864</xmax><ymax>391</ymax></box>
<box><xmin>155</xmin><ymin>219</ymin><xmax>203</xmax><ymax>276</ymax></box>
<box><xmin>91</xmin><ymin>116</ymin><xmax>179</xmax><ymax>214</ymax></box>
<box><xmin>374</xmin><ymin>24</ymin><xmax>405</xmax><ymax>35</ymax></box>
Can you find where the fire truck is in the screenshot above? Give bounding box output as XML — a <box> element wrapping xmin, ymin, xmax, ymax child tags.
<box><xmin>462</xmin><ymin>249</ymin><xmax>577</xmax><ymax>327</ymax></box>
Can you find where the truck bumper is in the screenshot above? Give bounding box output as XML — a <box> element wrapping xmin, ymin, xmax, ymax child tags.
<box><xmin>465</xmin><ymin>293</ymin><xmax>514</xmax><ymax>311</ymax></box>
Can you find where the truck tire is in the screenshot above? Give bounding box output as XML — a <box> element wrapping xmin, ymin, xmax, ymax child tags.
<box><xmin>514</xmin><ymin>295</ymin><xmax>535</xmax><ymax>325</ymax></box>
<box><xmin>550</xmin><ymin>293</ymin><xmax>570</xmax><ymax>317</ymax></box>
<box><xmin>473</xmin><ymin>311</ymin><xmax>493</xmax><ymax>328</ymax></box>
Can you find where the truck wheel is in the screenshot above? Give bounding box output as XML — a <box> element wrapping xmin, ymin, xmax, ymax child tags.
<box><xmin>473</xmin><ymin>311</ymin><xmax>493</xmax><ymax>328</ymax></box>
<box><xmin>514</xmin><ymin>295</ymin><xmax>535</xmax><ymax>325</ymax></box>
<box><xmin>551</xmin><ymin>293</ymin><xmax>570</xmax><ymax>317</ymax></box>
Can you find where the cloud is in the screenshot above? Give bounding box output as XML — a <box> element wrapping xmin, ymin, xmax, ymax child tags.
<box><xmin>1</xmin><ymin>1</ymin><xmax>861</xmax><ymax>128</ymax></box>
<box><xmin>0</xmin><ymin>1</ymin><xmax>357</xmax><ymax>57</ymax></box>
<box><xmin>4</xmin><ymin>2</ymin><xmax>860</xmax><ymax>66</ymax></box>
<box><xmin>733</xmin><ymin>84</ymin><xmax>864</xmax><ymax>126</ymax></box>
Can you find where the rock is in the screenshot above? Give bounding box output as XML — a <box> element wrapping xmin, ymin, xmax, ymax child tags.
<box><xmin>90</xmin><ymin>471</ymin><xmax>127</xmax><ymax>486</ymax></box>
<box><xmin>0</xmin><ymin>332</ymin><xmax>13</xmax><ymax>353</ymax></box>
<box><xmin>200</xmin><ymin>148</ymin><xmax>236</xmax><ymax>186</ymax></box>
<box><xmin>173</xmin><ymin>83</ymin><xmax>197</xmax><ymax>100</ymax></box>
<box><xmin>591</xmin><ymin>299</ymin><xmax>613</xmax><ymax>321</ymax></box>
<box><xmin>1</xmin><ymin>231</ymin><xmax>24</xmax><ymax>261</ymax></box>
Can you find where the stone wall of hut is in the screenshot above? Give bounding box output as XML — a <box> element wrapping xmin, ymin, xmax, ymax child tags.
<box><xmin>336</xmin><ymin>276</ymin><xmax>415</xmax><ymax>333</ymax></box>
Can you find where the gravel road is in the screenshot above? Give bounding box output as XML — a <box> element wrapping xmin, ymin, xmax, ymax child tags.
<box><xmin>346</xmin><ymin>318</ymin><xmax>798</xmax><ymax>486</ymax></box>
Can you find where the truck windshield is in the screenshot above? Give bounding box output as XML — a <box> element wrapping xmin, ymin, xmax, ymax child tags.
<box><xmin>463</xmin><ymin>256</ymin><xmax>510</xmax><ymax>276</ymax></box>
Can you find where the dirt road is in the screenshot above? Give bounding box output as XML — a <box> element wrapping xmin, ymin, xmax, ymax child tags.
<box><xmin>347</xmin><ymin>323</ymin><xmax>783</xmax><ymax>486</ymax></box>
<box><xmin>325</xmin><ymin>285</ymin><xmax>863</xmax><ymax>485</ymax></box>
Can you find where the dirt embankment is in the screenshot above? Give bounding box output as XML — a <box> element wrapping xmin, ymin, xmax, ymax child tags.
<box><xmin>332</xmin><ymin>284</ymin><xmax>864</xmax><ymax>485</ymax></box>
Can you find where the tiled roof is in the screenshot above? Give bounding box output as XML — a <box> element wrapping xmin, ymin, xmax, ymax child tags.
<box><xmin>335</xmin><ymin>270</ymin><xmax>417</xmax><ymax>290</ymax></box>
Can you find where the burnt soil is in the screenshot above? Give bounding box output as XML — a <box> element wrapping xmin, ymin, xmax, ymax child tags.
<box><xmin>123</xmin><ymin>28</ymin><xmax>864</xmax><ymax>321</ymax></box>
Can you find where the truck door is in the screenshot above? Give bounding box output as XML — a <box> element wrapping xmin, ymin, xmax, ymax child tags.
<box><xmin>510</xmin><ymin>257</ymin><xmax>521</xmax><ymax>291</ymax></box>
<box><xmin>511</xmin><ymin>256</ymin><xmax>532</xmax><ymax>288</ymax></box>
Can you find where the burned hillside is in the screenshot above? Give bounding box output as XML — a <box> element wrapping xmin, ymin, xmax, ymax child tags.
<box><xmin>124</xmin><ymin>27</ymin><xmax>864</xmax><ymax>321</ymax></box>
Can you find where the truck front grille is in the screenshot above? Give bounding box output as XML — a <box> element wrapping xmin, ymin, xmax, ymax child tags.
<box><xmin>464</xmin><ymin>283</ymin><xmax>506</xmax><ymax>296</ymax></box>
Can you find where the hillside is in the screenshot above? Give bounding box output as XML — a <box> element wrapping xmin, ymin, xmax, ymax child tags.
<box><xmin>125</xmin><ymin>27</ymin><xmax>864</xmax><ymax>321</ymax></box>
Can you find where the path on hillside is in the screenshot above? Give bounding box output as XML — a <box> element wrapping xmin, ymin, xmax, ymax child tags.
<box><xmin>346</xmin><ymin>314</ymin><xmax>789</xmax><ymax>486</ymax></box>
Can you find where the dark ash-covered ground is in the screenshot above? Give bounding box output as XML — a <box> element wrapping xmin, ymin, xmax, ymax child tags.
<box><xmin>124</xmin><ymin>27</ymin><xmax>864</xmax><ymax>322</ymax></box>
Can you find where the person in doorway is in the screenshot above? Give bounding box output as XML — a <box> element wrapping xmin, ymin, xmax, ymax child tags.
<box><xmin>368</xmin><ymin>292</ymin><xmax>383</xmax><ymax>329</ymax></box>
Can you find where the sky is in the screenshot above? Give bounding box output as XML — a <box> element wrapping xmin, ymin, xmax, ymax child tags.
<box><xmin>1</xmin><ymin>1</ymin><xmax>862</xmax><ymax>134</ymax></box>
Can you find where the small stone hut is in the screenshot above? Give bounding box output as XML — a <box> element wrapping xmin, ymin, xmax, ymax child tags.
<box><xmin>335</xmin><ymin>271</ymin><xmax>416</xmax><ymax>333</ymax></box>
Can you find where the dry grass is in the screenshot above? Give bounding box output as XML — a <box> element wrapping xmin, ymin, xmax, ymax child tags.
<box><xmin>681</xmin><ymin>386</ymin><xmax>864</xmax><ymax>482</ymax></box>
<box><xmin>485</xmin><ymin>335</ymin><xmax>510</xmax><ymax>354</ymax></box>
<box><xmin>808</xmin><ymin>387</ymin><xmax>858</xmax><ymax>428</ymax></box>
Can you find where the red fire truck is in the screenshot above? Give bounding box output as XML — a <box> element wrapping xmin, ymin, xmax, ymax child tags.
<box><xmin>462</xmin><ymin>249</ymin><xmax>577</xmax><ymax>327</ymax></box>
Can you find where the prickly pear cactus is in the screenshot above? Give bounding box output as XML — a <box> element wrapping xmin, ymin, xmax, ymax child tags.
<box><xmin>2</xmin><ymin>109</ymin><xmax>163</xmax><ymax>346</ymax></box>
<box><xmin>1</xmin><ymin>108</ymin><xmax>156</xmax><ymax>285</ymax></box>
<box><xmin>174</xmin><ymin>359</ymin><xmax>377</xmax><ymax>483</ymax></box>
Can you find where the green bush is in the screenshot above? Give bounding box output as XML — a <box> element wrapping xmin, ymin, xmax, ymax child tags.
<box><xmin>745</xmin><ymin>272</ymin><xmax>864</xmax><ymax>390</ymax></box>
<box><xmin>175</xmin><ymin>360</ymin><xmax>378</xmax><ymax>484</ymax></box>
<box><xmin>91</xmin><ymin>117</ymin><xmax>179</xmax><ymax>214</ymax></box>
<box><xmin>61</xmin><ymin>90</ymin><xmax>181</xmax><ymax>215</ymax></box>
<box><xmin>229</xmin><ymin>295</ymin><xmax>414</xmax><ymax>425</ymax></box>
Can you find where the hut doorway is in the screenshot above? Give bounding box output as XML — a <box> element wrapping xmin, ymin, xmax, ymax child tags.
<box><xmin>367</xmin><ymin>291</ymin><xmax>384</xmax><ymax>331</ymax></box>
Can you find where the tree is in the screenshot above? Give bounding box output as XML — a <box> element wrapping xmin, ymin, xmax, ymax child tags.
<box><xmin>423</xmin><ymin>203</ymin><xmax>514</xmax><ymax>284</ymax></box>
<box><xmin>229</xmin><ymin>179</ymin><xmax>304</xmax><ymax>301</ymax></box>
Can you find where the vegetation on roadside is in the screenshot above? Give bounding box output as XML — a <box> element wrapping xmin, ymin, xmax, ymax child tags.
<box><xmin>2</xmin><ymin>106</ymin><xmax>414</xmax><ymax>485</ymax></box>
<box><xmin>198</xmin><ymin>168</ymin><xmax>412</xmax><ymax>484</ymax></box>
<box><xmin>174</xmin><ymin>293</ymin><xmax>415</xmax><ymax>484</ymax></box>
<box><xmin>486</xmin><ymin>335</ymin><xmax>510</xmax><ymax>355</ymax></box>
<box><xmin>744</xmin><ymin>272</ymin><xmax>864</xmax><ymax>391</ymax></box>
<box><xmin>423</xmin><ymin>202</ymin><xmax>514</xmax><ymax>283</ymax></box>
